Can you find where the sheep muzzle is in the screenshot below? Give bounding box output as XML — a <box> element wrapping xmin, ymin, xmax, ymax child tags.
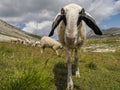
<box><xmin>66</xmin><ymin>36</ymin><xmax>76</xmax><ymax>45</ymax></box>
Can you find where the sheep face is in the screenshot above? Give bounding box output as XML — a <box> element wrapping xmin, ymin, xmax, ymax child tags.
<box><xmin>49</xmin><ymin>3</ymin><xmax>102</xmax><ymax>47</ymax></box>
<box><xmin>62</xmin><ymin>5</ymin><xmax>82</xmax><ymax>46</ymax></box>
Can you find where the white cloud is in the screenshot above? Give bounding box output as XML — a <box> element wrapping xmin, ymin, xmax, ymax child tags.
<box><xmin>38</xmin><ymin>21</ymin><xmax>51</xmax><ymax>30</ymax></box>
<box><xmin>23</xmin><ymin>21</ymin><xmax>52</xmax><ymax>36</ymax></box>
<box><xmin>85</xmin><ymin>0</ymin><xmax>120</xmax><ymax>22</ymax></box>
<box><xmin>23</xmin><ymin>21</ymin><xmax>36</xmax><ymax>33</ymax></box>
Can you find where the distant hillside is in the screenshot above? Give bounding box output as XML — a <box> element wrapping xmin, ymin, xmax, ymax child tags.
<box><xmin>88</xmin><ymin>27</ymin><xmax>120</xmax><ymax>38</ymax></box>
<box><xmin>0</xmin><ymin>19</ymin><xmax>41</xmax><ymax>41</ymax></box>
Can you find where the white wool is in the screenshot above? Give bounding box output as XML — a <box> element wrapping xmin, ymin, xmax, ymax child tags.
<box><xmin>40</xmin><ymin>36</ymin><xmax>61</xmax><ymax>47</ymax></box>
<box><xmin>40</xmin><ymin>36</ymin><xmax>62</xmax><ymax>55</ymax></box>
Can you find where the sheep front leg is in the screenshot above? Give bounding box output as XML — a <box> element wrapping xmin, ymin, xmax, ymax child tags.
<box><xmin>74</xmin><ymin>49</ymin><xmax>80</xmax><ymax>78</ymax></box>
<box><xmin>66</xmin><ymin>50</ymin><xmax>74</xmax><ymax>90</ymax></box>
<box><xmin>40</xmin><ymin>47</ymin><xmax>44</xmax><ymax>53</ymax></box>
<box><xmin>53</xmin><ymin>46</ymin><xmax>59</xmax><ymax>56</ymax></box>
<box><xmin>55</xmin><ymin>50</ymin><xmax>59</xmax><ymax>56</ymax></box>
<box><xmin>41</xmin><ymin>48</ymin><xmax>44</xmax><ymax>53</ymax></box>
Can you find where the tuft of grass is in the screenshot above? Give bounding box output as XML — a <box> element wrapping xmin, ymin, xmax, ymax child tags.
<box><xmin>106</xmin><ymin>65</ymin><xmax>120</xmax><ymax>71</ymax></box>
<box><xmin>86</xmin><ymin>62</ymin><xmax>97</xmax><ymax>70</ymax></box>
<box><xmin>1</xmin><ymin>70</ymin><xmax>52</xmax><ymax>90</ymax></box>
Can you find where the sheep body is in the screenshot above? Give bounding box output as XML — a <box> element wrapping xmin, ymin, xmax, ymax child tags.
<box><xmin>40</xmin><ymin>36</ymin><xmax>62</xmax><ymax>55</ymax></box>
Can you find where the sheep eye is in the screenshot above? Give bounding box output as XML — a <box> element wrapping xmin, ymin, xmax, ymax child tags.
<box><xmin>61</xmin><ymin>8</ymin><xmax>65</xmax><ymax>15</ymax></box>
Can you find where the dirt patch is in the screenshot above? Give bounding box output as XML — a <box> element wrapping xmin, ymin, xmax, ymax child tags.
<box><xmin>82</xmin><ymin>44</ymin><xmax>116</xmax><ymax>52</ymax></box>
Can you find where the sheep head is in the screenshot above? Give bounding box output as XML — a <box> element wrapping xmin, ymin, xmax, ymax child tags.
<box><xmin>49</xmin><ymin>3</ymin><xmax>102</xmax><ymax>45</ymax></box>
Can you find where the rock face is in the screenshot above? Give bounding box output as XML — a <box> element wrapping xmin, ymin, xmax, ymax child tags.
<box><xmin>87</xmin><ymin>27</ymin><xmax>120</xmax><ymax>38</ymax></box>
<box><xmin>0</xmin><ymin>19</ymin><xmax>39</xmax><ymax>42</ymax></box>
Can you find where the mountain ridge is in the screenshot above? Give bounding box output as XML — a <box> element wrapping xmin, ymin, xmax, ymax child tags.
<box><xmin>0</xmin><ymin>19</ymin><xmax>40</xmax><ymax>41</ymax></box>
<box><xmin>88</xmin><ymin>27</ymin><xmax>120</xmax><ymax>38</ymax></box>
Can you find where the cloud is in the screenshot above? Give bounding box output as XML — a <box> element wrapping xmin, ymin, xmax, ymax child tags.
<box><xmin>23</xmin><ymin>21</ymin><xmax>52</xmax><ymax>36</ymax></box>
<box><xmin>85</xmin><ymin>0</ymin><xmax>120</xmax><ymax>22</ymax></box>
<box><xmin>0</xmin><ymin>0</ymin><xmax>120</xmax><ymax>37</ymax></box>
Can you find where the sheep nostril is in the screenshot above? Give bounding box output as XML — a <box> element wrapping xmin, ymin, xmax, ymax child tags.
<box><xmin>66</xmin><ymin>37</ymin><xmax>75</xmax><ymax>44</ymax></box>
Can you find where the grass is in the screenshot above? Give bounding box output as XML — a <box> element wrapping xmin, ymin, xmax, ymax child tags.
<box><xmin>2</xmin><ymin>70</ymin><xmax>52</xmax><ymax>90</ymax></box>
<box><xmin>0</xmin><ymin>36</ymin><xmax>120</xmax><ymax>90</ymax></box>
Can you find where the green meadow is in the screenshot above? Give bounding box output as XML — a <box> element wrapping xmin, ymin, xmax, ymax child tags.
<box><xmin>0</xmin><ymin>36</ymin><xmax>120</xmax><ymax>90</ymax></box>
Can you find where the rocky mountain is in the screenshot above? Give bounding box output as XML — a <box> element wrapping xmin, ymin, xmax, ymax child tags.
<box><xmin>87</xmin><ymin>27</ymin><xmax>120</xmax><ymax>38</ymax></box>
<box><xmin>0</xmin><ymin>19</ymin><xmax>40</xmax><ymax>42</ymax></box>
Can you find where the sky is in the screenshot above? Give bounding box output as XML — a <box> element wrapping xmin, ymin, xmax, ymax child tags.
<box><xmin>0</xmin><ymin>0</ymin><xmax>120</xmax><ymax>38</ymax></box>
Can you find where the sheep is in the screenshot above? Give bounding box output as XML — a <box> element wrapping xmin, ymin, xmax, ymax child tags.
<box><xmin>11</xmin><ymin>38</ymin><xmax>18</xmax><ymax>44</ymax></box>
<box><xmin>33</xmin><ymin>41</ymin><xmax>41</xmax><ymax>47</ymax></box>
<box><xmin>26</xmin><ymin>39</ymin><xmax>34</xmax><ymax>46</ymax></box>
<box><xmin>49</xmin><ymin>3</ymin><xmax>102</xmax><ymax>89</ymax></box>
<box><xmin>11</xmin><ymin>38</ymin><xmax>22</xmax><ymax>44</ymax></box>
<box><xmin>40</xmin><ymin>36</ymin><xmax>62</xmax><ymax>56</ymax></box>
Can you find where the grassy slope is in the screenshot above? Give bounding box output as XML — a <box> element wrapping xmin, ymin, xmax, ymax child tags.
<box><xmin>0</xmin><ymin>36</ymin><xmax>120</xmax><ymax>90</ymax></box>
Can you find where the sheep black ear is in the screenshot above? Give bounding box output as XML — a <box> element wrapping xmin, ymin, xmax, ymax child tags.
<box><xmin>78</xmin><ymin>8</ymin><xmax>102</xmax><ymax>35</ymax></box>
<box><xmin>49</xmin><ymin>8</ymin><xmax>67</xmax><ymax>37</ymax></box>
<box><xmin>79</xmin><ymin>8</ymin><xmax>85</xmax><ymax>14</ymax></box>
<box><xmin>48</xmin><ymin>15</ymin><xmax>63</xmax><ymax>37</ymax></box>
<box><xmin>82</xmin><ymin>14</ymin><xmax>102</xmax><ymax>35</ymax></box>
<box><xmin>77</xmin><ymin>8</ymin><xmax>85</xmax><ymax>26</ymax></box>
<box><xmin>61</xmin><ymin>8</ymin><xmax>67</xmax><ymax>26</ymax></box>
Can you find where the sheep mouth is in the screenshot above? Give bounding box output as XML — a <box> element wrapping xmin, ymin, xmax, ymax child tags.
<box><xmin>65</xmin><ymin>44</ymin><xmax>77</xmax><ymax>49</ymax></box>
<box><xmin>67</xmin><ymin>36</ymin><xmax>75</xmax><ymax>42</ymax></box>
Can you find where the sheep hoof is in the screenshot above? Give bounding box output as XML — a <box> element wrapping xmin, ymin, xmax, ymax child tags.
<box><xmin>67</xmin><ymin>84</ymin><xmax>74</xmax><ymax>90</ymax></box>
<box><xmin>75</xmin><ymin>71</ymin><xmax>80</xmax><ymax>78</ymax></box>
<box><xmin>57</xmin><ymin>55</ymin><xmax>61</xmax><ymax>57</ymax></box>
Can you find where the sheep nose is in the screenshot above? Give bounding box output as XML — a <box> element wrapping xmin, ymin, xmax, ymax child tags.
<box><xmin>66</xmin><ymin>37</ymin><xmax>75</xmax><ymax>44</ymax></box>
